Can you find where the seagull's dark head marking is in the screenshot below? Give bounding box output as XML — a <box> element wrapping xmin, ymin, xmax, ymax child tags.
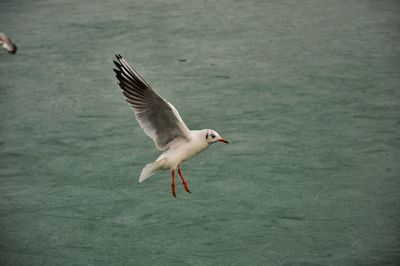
<box><xmin>205</xmin><ymin>129</ymin><xmax>229</xmax><ymax>144</ymax></box>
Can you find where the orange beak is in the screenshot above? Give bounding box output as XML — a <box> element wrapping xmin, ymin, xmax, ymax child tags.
<box><xmin>218</xmin><ymin>138</ymin><xmax>229</xmax><ymax>144</ymax></box>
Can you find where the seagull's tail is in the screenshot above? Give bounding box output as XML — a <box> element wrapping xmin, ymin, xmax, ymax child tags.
<box><xmin>139</xmin><ymin>159</ymin><xmax>165</xmax><ymax>183</ymax></box>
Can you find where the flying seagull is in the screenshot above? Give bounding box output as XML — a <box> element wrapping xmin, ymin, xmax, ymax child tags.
<box><xmin>113</xmin><ymin>54</ymin><xmax>229</xmax><ymax>197</ymax></box>
<box><xmin>0</xmin><ymin>32</ymin><xmax>17</xmax><ymax>54</ymax></box>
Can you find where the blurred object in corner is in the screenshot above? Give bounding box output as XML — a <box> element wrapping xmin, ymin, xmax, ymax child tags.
<box><xmin>0</xmin><ymin>32</ymin><xmax>17</xmax><ymax>54</ymax></box>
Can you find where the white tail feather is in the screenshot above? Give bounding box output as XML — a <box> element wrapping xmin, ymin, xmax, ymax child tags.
<box><xmin>139</xmin><ymin>159</ymin><xmax>165</xmax><ymax>183</ymax></box>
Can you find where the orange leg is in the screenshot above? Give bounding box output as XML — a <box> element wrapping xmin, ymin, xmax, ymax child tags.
<box><xmin>178</xmin><ymin>165</ymin><xmax>191</xmax><ymax>193</ymax></box>
<box><xmin>171</xmin><ymin>169</ymin><xmax>176</xmax><ymax>198</ymax></box>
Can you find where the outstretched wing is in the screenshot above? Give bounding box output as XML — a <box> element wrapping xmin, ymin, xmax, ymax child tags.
<box><xmin>113</xmin><ymin>54</ymin><xmax>191</xmax><ymax>150</ymax></box>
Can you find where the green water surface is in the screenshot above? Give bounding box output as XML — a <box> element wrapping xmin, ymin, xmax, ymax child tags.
<box><xmin>1</xmin><ymin>0</ymin><xmax>399</xmax><ymax>265</ymax></box>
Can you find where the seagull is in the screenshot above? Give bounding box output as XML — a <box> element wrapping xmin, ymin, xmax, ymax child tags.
<box><xmin>113</xmin><ymin>54</ymin><xmax>229</xmax><ymax>197</ymax></box>
<box><xmin>0</xmin><ymin>32</ymin><xmax>17</xmax><ymax>54</ymax></box>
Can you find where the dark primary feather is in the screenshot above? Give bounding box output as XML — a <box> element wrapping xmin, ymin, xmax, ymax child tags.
<box><xmin>113</xmin><ymin>54</ymin><xmax>190</xmax><ymax>150</ymax></box>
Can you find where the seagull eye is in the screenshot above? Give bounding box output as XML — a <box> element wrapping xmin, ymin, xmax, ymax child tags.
<box><xmin>211</xmin><ymin>134</ymin><xmax>215</xmax><ymax>139</ymax></box>
<box><xmin>206</xmin><ymin>133</ymin><xmax>208</xmax><ymax>139</ymax></box>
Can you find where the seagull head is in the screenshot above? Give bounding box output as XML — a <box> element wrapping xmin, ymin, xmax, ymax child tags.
<box><xmin>205</xmin><ymin>129</ymin><xmax>229</xmax><ymax>145</ymax></box>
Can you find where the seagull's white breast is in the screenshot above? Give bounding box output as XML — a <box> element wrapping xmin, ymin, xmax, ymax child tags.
<box><xmin>157</xmin><ymin>130</ymin><xmax>208</xmax><ymax>169</ymax></box>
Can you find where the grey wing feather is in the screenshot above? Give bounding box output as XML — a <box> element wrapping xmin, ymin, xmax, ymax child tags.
<box><xmin>113</xmin><ymin>54</ymin><xmax>190</xmax><ymax>150</ymax></box>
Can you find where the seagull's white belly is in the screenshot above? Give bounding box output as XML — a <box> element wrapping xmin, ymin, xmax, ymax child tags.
<box><xmin>157</xmin><ymin>139</ymin><xmax>208</xmax><ymax>169</ymax></box>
